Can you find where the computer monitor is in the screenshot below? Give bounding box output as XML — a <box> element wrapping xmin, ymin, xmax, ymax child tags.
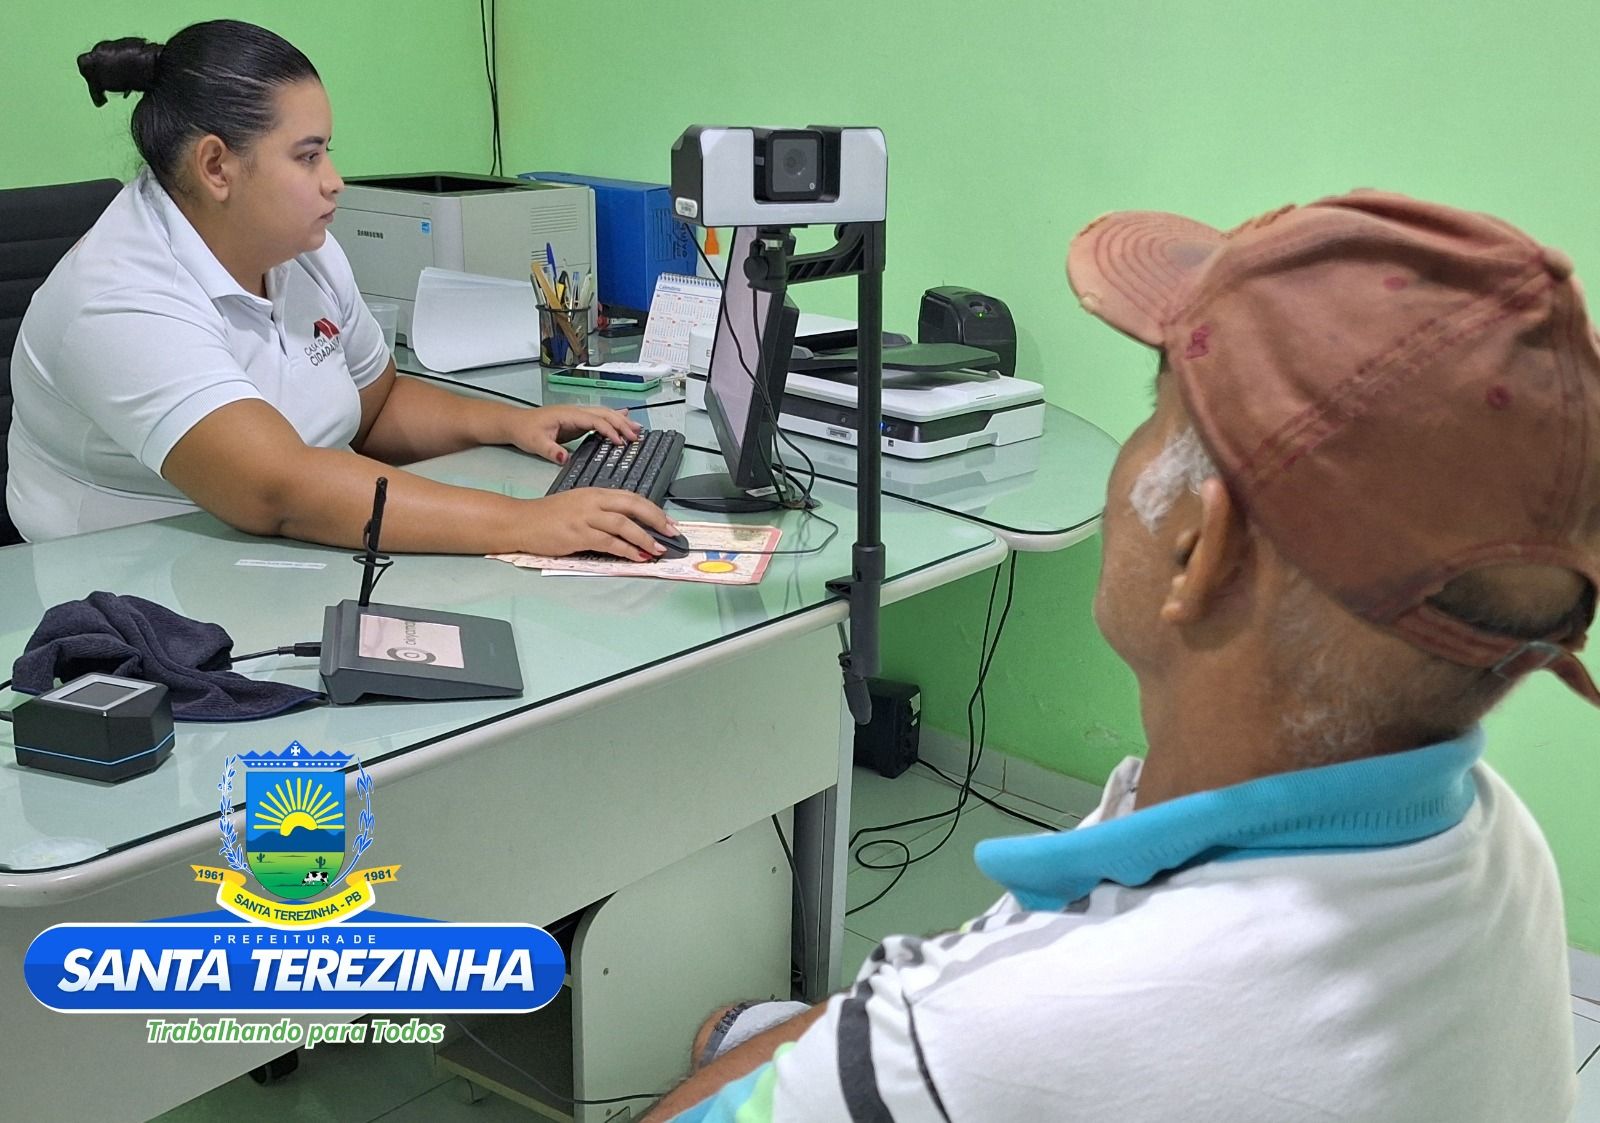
<box><xmin>669</xmin><ymin>226</ymin><xmax>799</xmax><ymax>513</ymax></box>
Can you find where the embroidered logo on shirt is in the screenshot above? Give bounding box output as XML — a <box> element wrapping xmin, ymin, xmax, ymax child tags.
<box><xmin>305</xmin><ymin>318</ymin><xmax>343</xmax><ymax>366</ymax></box>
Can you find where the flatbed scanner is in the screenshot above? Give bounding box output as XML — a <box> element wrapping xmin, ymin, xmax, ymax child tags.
<box><xmin>688</xmin><ymin>336</ymin><xmax>1045</xmax><ymax>460</ymax></box>
<box><xmin>780</xmin><ymin>365</ymin><xmax>1045</xmax><ymax>459</ymax></box>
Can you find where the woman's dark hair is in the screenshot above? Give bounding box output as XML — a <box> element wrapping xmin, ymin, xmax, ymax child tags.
<box><xmin>76</xmin><ymin>20</ymin><xmax>319</xmax><ymax>195</ymax></box>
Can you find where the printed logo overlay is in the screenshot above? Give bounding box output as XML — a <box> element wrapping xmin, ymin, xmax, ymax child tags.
<box><xmin>305</xmin><ymin>318</ymin><xmax>343</xmax><ymax>366</ymax></box>
<box><xmin>24</xmin><ymin>741</ymin><xmax>564</xmax><ymax>1015</ymax></box>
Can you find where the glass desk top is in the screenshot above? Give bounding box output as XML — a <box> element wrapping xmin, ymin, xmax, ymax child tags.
<box><xmin>396</xmin><ymin>348</ymin><xmax>1118</xmax><ymax>550</ymax></box>
<box><xmin>668</xmin><ymin>400</ymin><xmax>1118</xmax><ymax>549</ymax></box>
<box><xmin>0</xmin><ymin>446</ymin><xmax>999</xmax><ymax>874</ymax></box>
<box><xmin>394</xmin><ymin>342</ymin><xmax>689</xmax><ymax>415</ymax></box>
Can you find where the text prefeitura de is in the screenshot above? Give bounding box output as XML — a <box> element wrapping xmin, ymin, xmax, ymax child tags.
<box><xmin>57</xmin><ymin>947</ymin><xmax>538</xmax><ymax>992</ymax></box>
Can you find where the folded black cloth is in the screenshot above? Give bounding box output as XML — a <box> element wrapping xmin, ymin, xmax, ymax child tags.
<box><xmin>11</xmin><ymin>592</ymin><xmax>322</xmax><ymax>721</ymax></box>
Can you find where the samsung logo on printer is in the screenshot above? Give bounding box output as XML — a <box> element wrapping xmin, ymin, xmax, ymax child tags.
<box><xmin>355</xmin><ymin>229</ymin><xmax>384</xmax><ymax>240</ymax></box>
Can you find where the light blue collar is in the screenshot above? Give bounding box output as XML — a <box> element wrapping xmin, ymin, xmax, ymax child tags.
<box><xmin>974</xmin><ymin>728</ymin><xmax>1484</xmax><ymax>911</ymax></box>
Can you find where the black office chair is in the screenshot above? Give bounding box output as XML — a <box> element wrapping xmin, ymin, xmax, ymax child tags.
<box><xmin>0</xmin><ymin>178</ymin><xmax>122</xmax><ymax>546</ymax></box>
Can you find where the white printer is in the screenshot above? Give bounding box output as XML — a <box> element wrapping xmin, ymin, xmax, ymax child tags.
<box><xmin>328</xmin><ymin>174</ymin><xmax>597</xmax><ymax>343</ymax></box>
<box><xmin>686</xmin><ymin>323</ymin><xmax>1046</xmax><ymax>460</ymax></box>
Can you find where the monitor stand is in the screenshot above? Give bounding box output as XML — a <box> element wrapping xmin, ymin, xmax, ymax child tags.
<box><xmin>668</xmin><ymin>472</ymin><xmax>787</xmax><ymax>514</ymax></box>
<box><xmin>319</xmin><ymin>600</ymin><xmax>524</xmax><ymax>705</ymax></box>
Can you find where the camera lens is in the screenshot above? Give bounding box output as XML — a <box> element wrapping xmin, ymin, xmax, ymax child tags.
<box><xmin>755</xmin><ymin>130</ymin><xmax>826</xmax><ymax>202</ymax></box>
<box><xmin>770</xmin><ymin>136</ymin><xmax>819</xmax><ymax>192</ymax></box>
<box><xmin>781</xmin><ymin>146</ymin><xmax>810</xmax><ymax>179</ymax></box>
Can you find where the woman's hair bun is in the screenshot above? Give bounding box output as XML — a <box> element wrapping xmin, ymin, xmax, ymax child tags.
<box><xmin>77</xmin><ymin>37</ymin><xmax>163</xmax><ymax>108</ymax></box>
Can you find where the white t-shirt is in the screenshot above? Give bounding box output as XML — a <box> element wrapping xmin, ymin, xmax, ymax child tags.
<box><xmin>6</xmin><ymin>169</ymin><xmax>390</xmax><ymax>541</ymax></box>
<box><xmin>675</xmin><ymin>732</ymin><xmax>1576</xmax><ymax>1122</ymax></box>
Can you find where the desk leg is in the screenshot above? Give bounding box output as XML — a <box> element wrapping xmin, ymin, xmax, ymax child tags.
<box><xmin>792</xmin><ymin>699</ymin><xmax>854</xmax><ymax>1001</ymax></box>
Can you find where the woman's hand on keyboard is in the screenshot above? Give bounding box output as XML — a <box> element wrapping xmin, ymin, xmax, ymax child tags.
<box><xmin>507</xmin><ymin>405</ymin><xmax>642</xmax><ymax>463</ymax></box>
<box><xmin>525</xmin><ymin>489</ymin><xmax>679</xmax><ymax>562</ymax></box>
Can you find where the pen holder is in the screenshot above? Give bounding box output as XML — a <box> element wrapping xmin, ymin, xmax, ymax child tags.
<box><xmin>536</xmin><ymin>300</ymin><xmax>592</xmax><ymax>367</ymax></box>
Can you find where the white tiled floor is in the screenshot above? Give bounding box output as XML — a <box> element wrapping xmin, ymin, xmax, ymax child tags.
<box><xmin>841</xmin><ymin>764</ymin><xmax>1080</xmax><ymax>961</ymax></box>
<box><xmin>153</xmin><ymin>761</ymin><xmax>1600</xmax><ymax>1120</ymax></box>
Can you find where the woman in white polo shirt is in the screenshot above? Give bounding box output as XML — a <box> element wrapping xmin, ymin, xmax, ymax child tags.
<box><xmin>7</xmin><ymin>19</ymin><xmax>677</xmax><ymax>562</ymax></box>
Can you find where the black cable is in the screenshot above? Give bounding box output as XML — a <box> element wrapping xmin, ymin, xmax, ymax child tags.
<box><xmin>479</xmin><ymin>0</ymin><xmax>502</xmax><ymax>176</ymax></box>
<box><xmin>845</xmin><ymin>562</ymin><xmax>1009</xmax><ymax>848</ymax></box>
<box><xmin>770</xmin><ymin>814</ymin><xmax>809</xmax><ymax>985</ymax></box>
<box><xmin>685</xmin><ymin>233</ymin><xmax>845</xmax><ymax>565</ymax></box>
<box><xmin>845</xmin><ymin>554</ymin><xmax>1021</xmax><ymax>917</ymax></box>
<box><xmin>915</xmin><ymin>760</ymin><xmax>1057</xmax><ymax>831</ymax></box>
<box><xmin>662</xmin><ymin>501</ymin><xmax>840</xmax><ymax>558</ymax></box>
<box><xmin>228</xmin><ymin>643</ymin><xmax>322</xmax><ymax>666</ymax></box>
<box><xmin>965</xmin><ymin>552</ymin><xmax>1020</xmax><ymax>809</ymax></box>
<box><xmin>692</xmin><ymin>235</ymin><xmax>822</xmax><ymax>512</ymax></box>
<box><xmin>491</xmin><ymin>1</ymin><xmax>502</xmax><ymax>176</ymax></box>
<box><xmin>844</xmin><ymin>838</ymin><xmax>910</xmax><ymax>916</ymax></box>
<box><xmin>0</xmin><ymin>677</ymin><xmax>11</xmax><ymax>723</ymax></box>
<box><xmin>445</xmin><ymin>1016</ymin><xmax>663</xmax><ymax>1106</ymax></box>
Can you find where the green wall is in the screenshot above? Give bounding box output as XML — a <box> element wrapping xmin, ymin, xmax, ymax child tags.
<box><xmin>500</xmin><ymin>0</ymin><xmax>1600</xmax><ymax>946</ymax></box>
<box><xmin>7</xmin><ymin>2</ymin><xmax>1599</xmax><ymax>949</ymax></box>
<box><xmin>0</xmin><ymin>1</ymin><xmax>492</xmax><ymax>190</ymax></box>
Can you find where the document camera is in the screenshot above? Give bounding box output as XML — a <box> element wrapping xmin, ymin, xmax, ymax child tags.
<box><xmin>670</xmin><ymin>126</ymin><xmax>887</xmax><ymax>227</ymax></box>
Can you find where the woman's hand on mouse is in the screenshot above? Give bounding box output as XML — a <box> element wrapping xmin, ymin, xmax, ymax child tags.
<box><xmin>506</xmin><ymin>405</ymin><xmax>641</xmax><ymax>464</ymax></box>
<box><xmin>522</xmin><ymin>489</ymin><xmax>679</xmax><ymax>562</ymax></box>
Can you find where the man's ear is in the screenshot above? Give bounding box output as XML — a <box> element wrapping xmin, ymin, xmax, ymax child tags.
<box><xmin>1160</xmin><ymin>477</ymin><xmax>1248</xmax><ymax>625</ymax></box>
<box><xmin>189</xmin><ymin>135</ymin><xmax>236</xmax><ymax>203</ymax></box>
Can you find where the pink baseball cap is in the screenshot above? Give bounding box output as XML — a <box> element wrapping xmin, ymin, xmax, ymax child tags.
<box><xmin>1068</xmin><ymin>190</ymin><xmax>1600</xmax><ymax>706</ymax></box>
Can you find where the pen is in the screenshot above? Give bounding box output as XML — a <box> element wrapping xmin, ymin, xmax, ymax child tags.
<box><xmin>358</xmin><ymin>477</ymin><xmax>388</xmax><ymax>608</ymax></box>
<box><xmin>531</xmin><ymin>265</ymin><xmax>585</xmax><ymax>355</ymax></box>
<box><xmin>545</xmin><ymin>242</ymin><xmax>558</xmax><ymax>282</ymax></box>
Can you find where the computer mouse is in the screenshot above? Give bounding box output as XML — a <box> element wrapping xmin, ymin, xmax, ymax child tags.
<box><xmin>641</xmin><ymin>525</ymin><xmax>691</xmax><ymax>561</ymax></box>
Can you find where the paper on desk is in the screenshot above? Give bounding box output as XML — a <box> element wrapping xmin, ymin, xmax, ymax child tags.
<box><xmin>490</xmin><ymin>522</ymin><xmax>781</xmax><ymax>585</ymax></box>
<box><xmin>409</xmin><ymin>267</ymin><xmax>538</xmax><ymax>372</ymax></box>
<box><xmin>796</xmin><ymin>312</ymin><xmax>857</xmax><ymax>339</ymax></box>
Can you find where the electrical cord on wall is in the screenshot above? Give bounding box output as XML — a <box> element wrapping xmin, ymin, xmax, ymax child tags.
<box><xmin>846</xmin><ymin>553</ymin><xmax>1025</xmax><ymax>917</ymax></box>
<box><xmin>771</xmin><ymin>814</ymin><xmax>810</xmax><ymax>988</ymax></box>
<box><xmin>479</xmin><ymin>0</ymin><xmax>503</xmax><ymax>175</ymax></box>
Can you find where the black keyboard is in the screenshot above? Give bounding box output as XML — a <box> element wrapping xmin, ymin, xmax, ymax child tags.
<box><xmin>544</xmin><ymin>428</ymin><xmax>685</xmax><ymax>505</ymax></box>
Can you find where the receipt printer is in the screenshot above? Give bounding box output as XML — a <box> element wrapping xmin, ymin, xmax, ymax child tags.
<box><xmin>918</xmin><ymin>286</ymin><xmax>1017</xmax><ymax>376</ymax></box>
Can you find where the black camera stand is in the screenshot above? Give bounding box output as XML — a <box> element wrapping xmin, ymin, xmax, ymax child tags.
<box><xmin>744</xmin><ymin>222</ymin><xmax>886</xmax><ymax>725</ymax></box>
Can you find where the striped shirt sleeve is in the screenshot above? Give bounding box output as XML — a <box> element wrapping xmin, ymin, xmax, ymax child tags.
<box><xmin>670</xmin><ymin>902</ymin><xmax>1056</xmax><ymax>1122</ymax></box>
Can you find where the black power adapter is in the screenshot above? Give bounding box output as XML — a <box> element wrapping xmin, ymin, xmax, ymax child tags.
<box><xmin>852</xmin><ymin>678</ymin><xmax>921</xmax><ymax>778</ymax></box>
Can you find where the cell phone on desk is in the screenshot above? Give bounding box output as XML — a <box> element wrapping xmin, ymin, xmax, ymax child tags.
<box><xmin>546</xmin><ymin>363</ymin><xmax>665</xmax><ymax>392</ymax></box>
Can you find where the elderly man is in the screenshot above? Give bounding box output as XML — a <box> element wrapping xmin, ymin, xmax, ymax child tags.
<box><xmin>646</xmin><ymin>192</ymin><xmax>1594</xmax><ymax>1121</ymax></box>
